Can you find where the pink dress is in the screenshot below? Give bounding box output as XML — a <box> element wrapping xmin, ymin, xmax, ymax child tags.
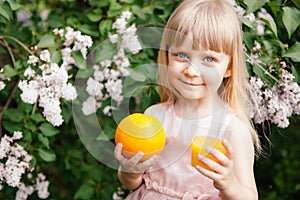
<box><xmin>125</xmin><ymin>102</ymin><xmax>235</xmax><ymax>200</ymax></box>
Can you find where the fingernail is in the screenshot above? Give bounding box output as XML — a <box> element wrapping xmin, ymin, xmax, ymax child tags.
<box><xmin>206</xmin><ymin>147</ymin><xmax>213</xmax><ymax>152</ymax></box>
<box><xmin>198</xmin><ymin>154</ymin><xmax>204</xmax><ymax>160</ymax></box>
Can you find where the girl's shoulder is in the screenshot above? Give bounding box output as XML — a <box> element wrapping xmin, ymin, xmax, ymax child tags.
<box><xmin>144</xmin><ymin>102</ymin><xmax>174</xmax><ymax>125</ymax></box>
<box><xmin>144</xmin><ymin>102</ymin><xmax>173</xmax><ymax>116</ymax></box>
<box><xmin>225</xmin><ymin>114</ymin><xmax>253</xmax><ymax>146</ymax></box>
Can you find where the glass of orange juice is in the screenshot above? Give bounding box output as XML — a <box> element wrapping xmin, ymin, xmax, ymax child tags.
<box><xmin>190</xmin><ymin>135</ymin><xmax>227</xmax><ymax>171</ymax></box>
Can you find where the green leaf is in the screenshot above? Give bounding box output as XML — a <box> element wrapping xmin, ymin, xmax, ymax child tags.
<box><xmin>87</xmin><ymin>8</ymin><xmax>102</xmax><ymax>22</ymax></box>
<box><xmin>3</xmin><ymin>108</ymin><xmax>23</xmax><ymax>122</ymax></box>
<box><xmin>2</xmin><ymin>64</ymin><xmax>17</xmax><ymax>78</ymax></box>
<box><xmin>291</xmin><ymin>65</ymin><xmax>300</xmax><ymax>84</ymax></box>
<box><xmin>6</xmin><ymin>0</ymin><xmax>21</xmax><ymax>10</ymax></box>
<box><xmin>244</xmin><ymin>0</ymin><xmax>269</xmax><ymax>13</ymax></box>
<box><xmin>282</xmin><ymin>7</ymin><xmax>300</xmax><ymax>39</ymax></box>
<box><xmin>93</xmin><ymin>40</ymin><xmax>116</xmax><ymax>64</ymax></box>
<box><xmin>39</xmin><ymin>122</ymin><xmax>60</xmax><ymax>137</ymax></box>
<box><xmin>107</xmin><ymin>2</ymin><xmax>122</xmax><ymax>17</ymax></box>
<box><xmin>2</xmin><ymin>121</ymin><xmax>23</xmax><ymax>133</ymax></box>
<box><xmin>37</xmin><ymin>34</ymin><xmax>56</xmax><ymax>48</ymax></box>
<box><xmin>38</xmin><ymin>134</ymin><xmax>49</xmax><ymax>148</ymax></box>
<box><xmin>25</xmin><ymin>121</ymin><xmax>37</xmax><ymax>132</ymax></box>
<box><xmin>283</xmin><ymin>42</ymin><xmax>300</xmax><ymax>62</ymax></box>
<box><xmin>262</xmin><ymin>17</ymin><xmax>278</xmax><ymax>38</ymax></box>
<box><xmin>132</xmin><ymin>5</ymin><xmax>147</xmax><ymax>20</ymax></box>
<box><xmin>74</xmin><ymin>184</ymin><xmax>94</xmax><ymax>200</ymax></box>
<box><xmin>99</xmin><ymin>19</ymin><xmax>112</xmax><ymax>37</ymax></box>
<box><xmin>120</xmin><ymin>0</ymin><xmax>134</xmax><ymax>3</ymax></box>
<box><xmin>38</xmin><ymin>148</ymin><xmax>56</xmax><ymax>162</ymax></box>
<box><xmin>0</xmin><ymin>2</ymin><xmax>13</xmax><ymax>20</ymax></box>
<box><xmin>127</xmin><ymin>68</ymin><xmax>146</xmax><ymax>82</ymax></box>
<box><xmin>31</xmin><ymin>113</ymin><xmax>45</xmax><ymax>123</ymax></box>
<box><xmin>71</xmin><ymin>50</ymin><xmax>87</xmax><ymax>69</ymax></box>
<box><xmin>88</xmin><ymin>0</ymin><xmax>109</xmax><ymax>7</ymax></box>
<box><xmin>292</xmin><ymin>0</ymin><xmax>300</xmax><ymax>10</ymax></box>
<box><xmin>50</xmin><ymin>50</ymin><xmax>62</xmax><ymax>64</ymax></box>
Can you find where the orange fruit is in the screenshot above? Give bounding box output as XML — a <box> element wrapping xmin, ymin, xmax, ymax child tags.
<box><xmin>190</xmin><ymin>136</ymin><xmax>227</xmax><ymax>171</ymax></box>
<box><xmin>115</xmin><ymin>113</ymin><xmax>166</xmax><ymax>161</ymax></box>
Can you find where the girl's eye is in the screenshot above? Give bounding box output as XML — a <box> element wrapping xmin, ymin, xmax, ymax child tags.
<box><xmin>204</xmin><ymin>56</ymin><xmax>214</xmax><ymax>63</ymax></box>
<box><xmin>175</xmin><ymin>52</ymin><xmax>189</xmax><ymax>60</ymax></box>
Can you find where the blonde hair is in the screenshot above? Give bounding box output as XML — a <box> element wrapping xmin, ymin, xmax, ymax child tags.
<box><xmin>157</xmin><ymin>0</ymin><xmax>261</xmax><ymax>154</ymax></box>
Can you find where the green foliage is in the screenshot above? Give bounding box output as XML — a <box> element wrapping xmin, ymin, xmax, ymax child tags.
<box><xmin>255</xmin><ymin>117</ymin><xmax>300</xmax><ymax>199</ymax></box>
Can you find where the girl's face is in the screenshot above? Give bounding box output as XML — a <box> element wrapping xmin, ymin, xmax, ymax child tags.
<box><xmin>168</xmin><ymin>35</ymin><xmax>231</xmax><ymax>101</ymax></box>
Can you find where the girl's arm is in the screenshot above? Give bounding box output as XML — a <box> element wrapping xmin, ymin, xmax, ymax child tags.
<box><xmin>197</xmin><ymin>118</ymin><xmax>258</xmax><ymax>200</ymax></box>
<box><xmin>118</xmin><ymin>168</ymin><xmax>144</xmax><ymax>190</ymax></box>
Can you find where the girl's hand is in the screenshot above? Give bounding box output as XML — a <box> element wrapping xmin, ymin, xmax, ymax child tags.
<box><xmin>195</xmin><ymin>139</ymin><xmax>238</xmax><ymax>191</ymax></box>
<box><xmin>114</xmin><ymin>143</ymin><xmax>159</xmax><ymax>174</ymax></box>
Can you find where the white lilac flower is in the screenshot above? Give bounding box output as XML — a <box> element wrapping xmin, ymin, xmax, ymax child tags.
<box><xmin>113</xmin><ymin>49</ymin><xmax>130</xmax><ymax>69</ymax></box>
<box><xmin>0</xmin><ymin>81</ymin><xmax>5</xmax><ymax>91</ymax></box>
<box><xmin>256</xmin><ymin>20</ymin><xmax>265</xmax><ymax>36</ymax></box>
<box><xmin>53</xmin><ymin>28</ymin><xmax>65</xmax><ymax>37</ymax></box>
<box><xmin>64</xmin><ymin>26</ymin><xmax>76</xmax><ymax>47</ymax></box>
<box><xmin>244</xmin><ymin>13</ymin><xmax>256</xmax><ymax>22</ymax></box>
<box><xmin>0</xmin><ymin>132</ymin><xmax>32</xmax><ymax>188</ymax></box>
<box><xmin>109</xmin><ymin>32</ymin><xmax>119</xmax><ymax>44</ymax></box>
<box><xmin>39</xmin><ymin>50</ymin><xmax>51</xmax><ymax>63</ymax></box>
<box><xmin>93</xmin><ymin>69</ymin><xmax>105</xmax><ymax>82</ymax></box>
<box><xmin>41</xmin><ymin>98</ymin><xmax>63</xmax><ymax>126</ymax></box>
<box><xmin>105</xmin><ymin>79</ymin><xmax>124</xmax><ymax>103</ymax></box>
<box><xmin>27</xmin><ymin>55</ymin><xmax>39</xmax><ymax>65</ymax></box>
<box><xmin>24</xmin><ymin>67</ymin><xmax>36</xmax><ymax>78</ymax></box>
<box><xmin>121</xmin><ymin>10</ymin><xmax>132</xmax><ymax>20</ymax></box>
<box><xmin>121</xmin><ymin>24</ymin><xmax>142</xmax><ymax>54</ymax></box>
<box><xmin>16</xmin><ymin>183</ymin><xmax>34</xmax><ymax>200</ymax></box>
<box><xmin>61</xmin><ymin>47</ymin><xmax>76</xmax><ymax>69</ymax></box>
<box><xmin>86</xmin><ymin>77</ymin><xmax>104</xmax><ymax>97</ymax></box>
<box><xmin>35</xmin><ymin>173</ymin><xmax>50</xmax><ymax>199</ymax></box>
<box><xmin>82</xmin><ymin>11</ymin><xmax>140</xmax><ymax>115</ymax></box>
<box><xmin>0</xmin><ymin>135</ymin><xmax>11</xmax><ymax>159</ymax></box>
<box><xmin>61</xmin><ymin>83</ymin><xmax>77</xmax><ymax>101</ymax></box>
<box><xmin>18</xmin><ymin>80</ymin><xmax>39</xmax><ymax>104</ymax></box>
<box><xmin>112</xmin><ymin>17</ymin><xmax>127</xmax><ymax>34</ymax></box>
<box><xmin>99</xmin><ymin>60</ymin><xmax>112</xmax><ymax>68</ymax></box>
<box><xmin>82</xmin><ymin>96</ymin><xmax>98</xmax><ymax>115</ymax></box>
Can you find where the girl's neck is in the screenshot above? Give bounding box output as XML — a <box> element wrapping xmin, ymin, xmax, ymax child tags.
<box><xmin>174</xmin><ymin>96</ymin><xmax>226</xmax><ymax>120</ymax></box>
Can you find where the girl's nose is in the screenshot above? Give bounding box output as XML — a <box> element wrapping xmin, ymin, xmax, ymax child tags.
<box><xmin>184</xmin><ymin>62</ymin><xmax>201</xmax><ymax>77</ymax></box>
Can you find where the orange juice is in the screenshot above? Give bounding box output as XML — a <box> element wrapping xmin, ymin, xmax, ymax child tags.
<box><xmin>190</xmin><ymin>136</ymin><xmax>226</xmax><ymax>171</ymax></box>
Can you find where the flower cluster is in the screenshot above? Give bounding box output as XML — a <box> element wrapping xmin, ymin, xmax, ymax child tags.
<box><xmin>19</xmin><ymin>49</ymin><xmax>77</xmax><ymax>126</ymax></box>
<box><xmin>53</xmin><ymin>26</ymin><xmax>93</xmax><ymax>70</ymax></box>
<box><xmin>82</xmin><ymin>11</ymin><xmax>142</xmax><ymax>116</ymax></box>
<box><xmin>249</xmin><ymin>64</ymin><xmax>300</xmax><ymax>128</ymax></box>
<box><xmin>0</xmin><ymin>131</ymin><xmax>31</xmax><ymax>188</ymax></box>
<box><xmin>0</xmin><ymin>131</ymin><xmax>50</xmax><ymax>199</ymax></box>
<box><xmin>18</xmin><ymin>27</ymin><xmax>92</xmax><ymax>126</ymax></box>
<box><xmin>15</xmin><ymin>173</ymin><xmax>50</xmax><ymax>200</ymax></box>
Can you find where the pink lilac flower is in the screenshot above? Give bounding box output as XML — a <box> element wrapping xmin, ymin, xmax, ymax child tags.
<box><xmin>249</xmin><ymin>68</ymin><xmax>300</xmax><ymax>128</ymax></box>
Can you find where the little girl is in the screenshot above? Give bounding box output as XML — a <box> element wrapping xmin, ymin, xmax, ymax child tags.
<box><xmin>114</xmin><ymin>0</ymin><xmax>261</xmax><ymax>199</ymax></box>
